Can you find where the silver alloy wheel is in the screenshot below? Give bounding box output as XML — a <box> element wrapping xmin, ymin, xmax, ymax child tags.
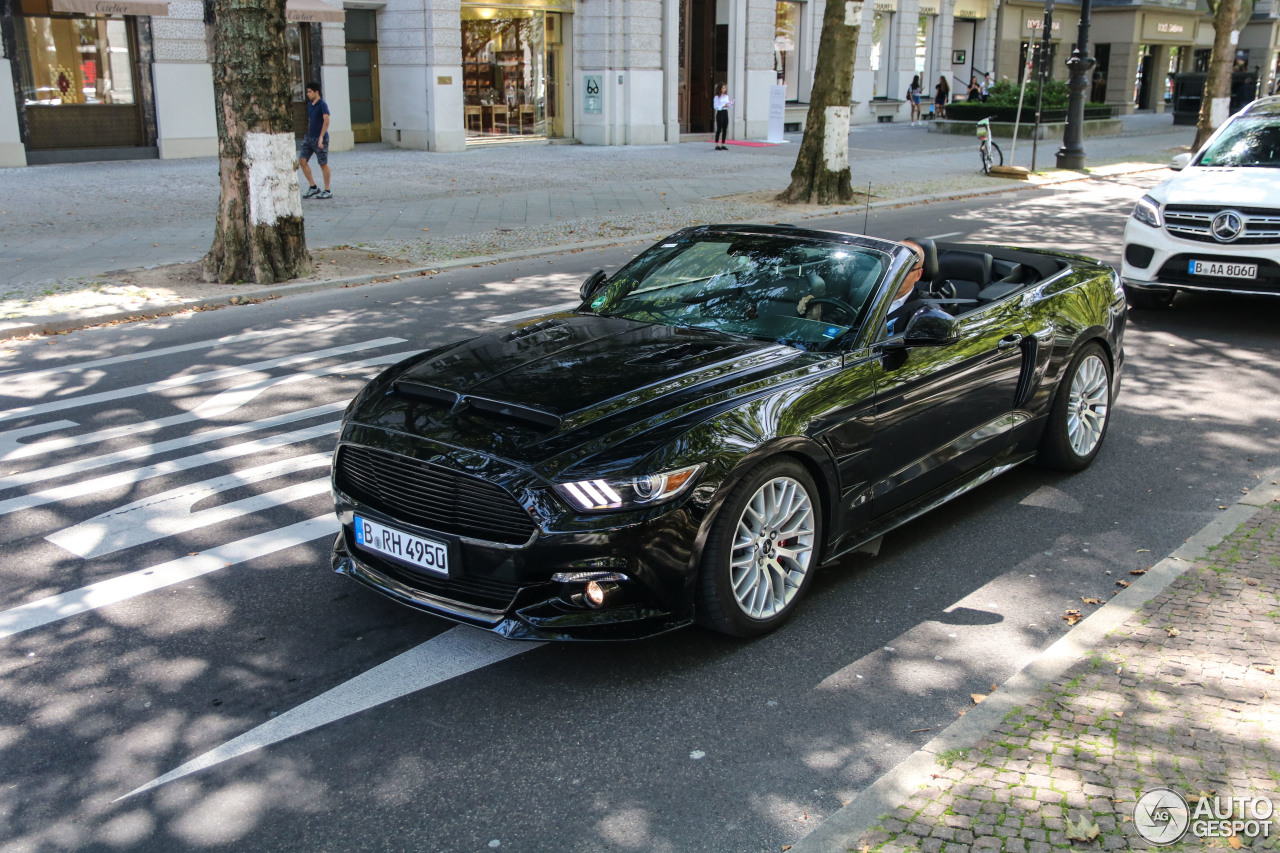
<box><xmin>728</xmin><ymin>476</ymin><xmax>817</xmax><ymax>619</ymax></box>
<box><xmin>1067</xmin><ymin>353</ymin><xmax>1110</xmax><ymax>457</ymax></box>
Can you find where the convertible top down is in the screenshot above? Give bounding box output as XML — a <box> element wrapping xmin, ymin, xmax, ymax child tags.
<box><xmin>329</xmin><ymin>224</ymin><xmax>1126</xmax><ymax>640</ymax></box>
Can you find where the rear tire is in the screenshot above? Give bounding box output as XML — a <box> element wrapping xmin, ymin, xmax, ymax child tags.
<box><xmin>1037</xmin><ymin>342</ymin><xmax>1112</xmax><ymax>472</ymax></box>
<box><xmin>697</xmin><ymin>458</ymin><xmax>822</xmax><ymax>638</ymax></box>
<box><xmin>1124</xmin><ymin>285</ymin><xmax>1175</xmax><ymax>310</ymax></box>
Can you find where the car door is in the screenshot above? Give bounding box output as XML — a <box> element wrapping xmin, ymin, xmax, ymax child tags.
<box><xmin>867</xmin><ymin>297</ymin><xmax>1031</xmax><ymax>517</ymax></box>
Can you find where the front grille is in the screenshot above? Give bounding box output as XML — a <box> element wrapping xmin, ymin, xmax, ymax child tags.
<box><xmin>1155</xmin><ymin>255</ymin><xmax>1280</xmax><ymax>293</ymax></box>
<box><xmin>1164</xmin><ymin>205</ymin><xmax>1280</xmax><ymax>245</ymax></box>
<box><xmin>357</xmin><ymin>548</ymin><xmax>523</xmax><ymax>610</ymax></box>
<box><xmin>336</xmin><ymin>445</ymin><xmax>536</xmax><ymax>545</ymax></box>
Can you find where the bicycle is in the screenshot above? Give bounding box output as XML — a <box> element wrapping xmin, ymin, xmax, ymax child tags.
<box><xmin>976</xmin><ymin>117</ymin><xmax>1003</xmax><ymax>174</ymax></box>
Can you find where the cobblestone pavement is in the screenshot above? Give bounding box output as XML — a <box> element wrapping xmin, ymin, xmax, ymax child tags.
<box><xmin>0</xmin><ymin>115</ymin><xmax>1190</xmax><ymax>290</ymax></box>
<box><xmin>840</xmin><ymin>502</ymin><xmax>1280</xmax><ymax>853</ymax></box>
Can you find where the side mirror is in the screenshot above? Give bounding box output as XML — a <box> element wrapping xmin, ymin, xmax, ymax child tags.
<box><xmin>901</xmin><ymin>305</ymin><xmax>960</xmax><ymax>346</ymax></box>
<box><xmin>580</xmin><ymin>270</ymin><xmax>607</xmax><ymax>301</ymax></box>
<box><xmin>1169</xmin><ymin>153</ymin><xmax>1192</xmax><ymax>171</ymax></box>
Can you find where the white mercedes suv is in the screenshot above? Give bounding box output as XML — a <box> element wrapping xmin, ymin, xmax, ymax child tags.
<box><xmin>1121</xmin><ymin>96</ymin><xmax>1280</xmax><ymax>309</ymax></box>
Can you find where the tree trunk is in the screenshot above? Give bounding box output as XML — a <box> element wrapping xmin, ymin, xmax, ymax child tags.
<box><xmin>1192</xmin><ymin>0</ymin><xmax>1243</xmax><ymax>151</ymax></box>
<box><xmin>203</xmin><ymin>0</ymin><xmax>312</xmax><ymax>284</ymax></box>
<box><xmin>778</xmin><ymin>0</ymin><xmax>859</xmax><ymax>205</ymax></box>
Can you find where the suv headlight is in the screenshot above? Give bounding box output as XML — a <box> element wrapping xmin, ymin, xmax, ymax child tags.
<box><xmin>555</xmin><ymin>463</ymin><xmax>705</xmax><ymax>512</ymax></box>
<box><xmin>1131</xmin><ymin>195</ymin><xmax>1163</xmax><ymax>228</ymax></box>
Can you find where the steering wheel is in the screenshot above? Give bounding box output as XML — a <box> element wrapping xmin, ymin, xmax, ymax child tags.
<box><xmin>800</xmin><ymin>297</ymin><xmax>859</xmax><ymax>325</ymax></box>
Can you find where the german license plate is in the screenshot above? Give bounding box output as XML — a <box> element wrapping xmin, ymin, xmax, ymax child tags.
<box><xmin>354</xmin><ymin>515</ymin><xmax>448</xmax><ymax>576</ymax></box>
<box><xmin>1188</xmin><ymin>260</ymin><xmax>1257</xmax><ymax>278</ymax></box>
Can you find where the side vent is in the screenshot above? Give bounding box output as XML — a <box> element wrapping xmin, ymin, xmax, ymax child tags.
<box><xmin>626</xmin><ymin>342</ymin><xmax>734</xmax><ymax>366</ymax></box>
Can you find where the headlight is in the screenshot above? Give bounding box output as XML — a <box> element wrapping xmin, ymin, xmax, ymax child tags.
<box><xmin>1131</xmin><ymin>195</ymin><xmax>1163</xmax><ymax>228</ymax></box>
<box><xmin>555</xmin><ymin>463</ymin><xmax>705</xmax><ymax>512</ymax></box>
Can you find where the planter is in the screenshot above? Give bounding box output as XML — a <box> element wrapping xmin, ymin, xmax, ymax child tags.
<box><xmin>946</xmin><ymin>103</ymin><xmax>1113</xmax><ymax>123</ymax></box>
<box><xmin>928</xmin><ymin>118</ymin><xmax>1126</xmax><ymax>140</ymax></box>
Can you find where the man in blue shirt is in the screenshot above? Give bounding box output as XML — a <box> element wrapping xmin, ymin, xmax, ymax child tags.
<box><xmin>297</xmin><ymin>81</ymin><xmax>332</xmax><ymax>199</ymax></box>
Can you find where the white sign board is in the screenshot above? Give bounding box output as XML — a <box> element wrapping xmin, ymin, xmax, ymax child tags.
<box><xmin>768</xmin><ymin>85</ymin><xmax>787</xmax><ymax>143</ymax></box>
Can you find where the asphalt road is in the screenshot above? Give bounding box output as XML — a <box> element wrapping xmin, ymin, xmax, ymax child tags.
<box><xmin>2</xmin><ymin>174</ymin><xmax>1279</xmax><ymax>853</ymax></box>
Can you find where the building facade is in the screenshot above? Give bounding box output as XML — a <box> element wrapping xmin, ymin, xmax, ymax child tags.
<box><xmin>0</xmin><ymin>0</ymin><xmax>351</xmax><ymax>168</ymax></box>
<box><xmin>1</xmin><ymin>0</ymin><xmax>1277</xmax><ymax>169</ymax></box>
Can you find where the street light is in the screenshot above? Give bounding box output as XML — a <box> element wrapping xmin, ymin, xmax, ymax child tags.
<box><xmin>1056</xmin><ymin>0</ymin><xmax>1095</xmax><ymax>169</ymax></box>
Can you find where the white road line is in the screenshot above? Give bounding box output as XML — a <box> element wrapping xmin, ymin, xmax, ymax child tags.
<box><xmin>484</xmin><ymin>302</ymin><xmax>579</xmax><ymax>323</ymax></box>
<box><xmin>120</xmin><ymin>626</ymin><xmax>538</xmax><ymax>800</ymax></box>
<box><xmin>0</xmin><ymin>515</ymin><xmax>339</xmax><ymax>640</ymax></box>
<box><xmin>927</xmin><ymin>231</ymin><xmax>963</xmax><ymax>240</ymax></box>
<box><xmin>0</xmin><ymin>420</ymin><xmax>340</xmax><ymax>518</ymax></box>
<box><xmin>0</xmin><ymin>402</ymin><xmax>347</xmax><ymax>494</ymax></box>
<box><xmin>48</xmin><ymin>457</ymin><xmax>332</xmax><ymax>559</ymax></box>
<box><xmin>0</xmin><ymin>338</ymin><xmax>404</xmax><ymax>424</ymax></box>
<box><xmin>0</xmin><ymin>328</ymin><xmax>316</xmax><ymax>387</ymax></box>
<box><xmin>0</xmin><ymin>351</ymin><xmax>405</xmax><ymax>462</ymax></box>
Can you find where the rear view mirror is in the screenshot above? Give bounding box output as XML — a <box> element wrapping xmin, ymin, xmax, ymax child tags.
<box><xmin>580</xmin><ymin>270</ymin><xmax>607</xmax><ymax>301</ymax></box>
<box><xmin>1169</xmin><ymin>153</ymin><xmax>1192</xmax><ymax>171</ymax></box>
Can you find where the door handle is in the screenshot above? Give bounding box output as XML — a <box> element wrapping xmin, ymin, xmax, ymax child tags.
<box><xmin>997</xmin><ymin>333</ymin><xmax>1024</xmax><ymax>350</ymax></box>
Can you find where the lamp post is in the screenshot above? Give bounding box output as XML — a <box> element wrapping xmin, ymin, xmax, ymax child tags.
<box><xmin>1030</xmin><ymin>0</ymin><xmax>1053</xmax><ymax>172</ymax></box>
<box><xmin>1056</xmin><ymin>0</ymin><xmax>1095</xmax><ymax>169</ymax></box>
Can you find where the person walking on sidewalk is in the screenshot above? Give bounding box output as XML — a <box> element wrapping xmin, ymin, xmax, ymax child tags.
<box><xmin>713</xmin><ymin>83</ymin><xmax>734</xmax><ymax>150</ymax></box>
<box><xmin>298</xmin><ymin>81</ymin><xmax>332</xmax><ymax>200</ymax></box>
<box><xmin>907</xmin><ymin>75</ymin><xmax>923</xmax><ymax>124</ymax></box>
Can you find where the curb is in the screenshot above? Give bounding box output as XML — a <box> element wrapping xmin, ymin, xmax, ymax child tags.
<box><xmin>0</xmin><ymin>162</ymin><xmax>1168</xmax><ymax>341</ymax></box>
<box><xmin>787</xmin><ymin>466</ymin><xmax>1280</xmax><ymax>853</ymax></box>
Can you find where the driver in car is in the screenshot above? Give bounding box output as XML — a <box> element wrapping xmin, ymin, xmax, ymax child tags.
<box><xmin>885</xmin><ymin>238</ymin><xmax>932</xmax><ymax>336</ymax></box>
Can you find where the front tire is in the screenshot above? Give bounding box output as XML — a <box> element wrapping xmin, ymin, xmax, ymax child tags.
<box><xmin>1124</xmin><ymin>285</ymin><xmax>1175</xmax><ymax>310</ymax></box>
<box><xmin>697</xmin><ymin>458</ymin><xmax>822</xmax><ymax>638</ymax></box>
<box><xmin>1037</xmin><ymin>342</ymin><xmax>1112</xmax><ymax>472</ymax></box>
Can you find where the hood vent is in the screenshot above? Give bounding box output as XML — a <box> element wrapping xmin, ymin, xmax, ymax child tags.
<box><xmin>503</xmin><ymin>318</ymin><xmax>569</xmax><ymax>344</ymax></box>
<box><xmin>626</xmin><ymin>342</ymin><xmax>734</xmax><ymax>367</ymax></box>
<box><xmin>393</xmin><ymin>382</ymin><xmax>459</xmax><ymax>406</ymax></box>
<box><xmin>463</xmin><ymin>396</ymin><xmax>562</xmax><ymax>430</ymax></box>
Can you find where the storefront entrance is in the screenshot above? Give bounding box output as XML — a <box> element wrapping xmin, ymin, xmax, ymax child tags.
<box><xmin>461</xmin><ymin>3</ymin><xmax>566</xmax><ymax>142</ymax></box>
<box><xmin>345</xmin><ymin>9</ymin><xmax>380</xmax><ymax>143</ymax></box>
<box><xmin>6</xmin><ymin>0</ymin><xmax>156</xmax><ymax>158</ymax></box>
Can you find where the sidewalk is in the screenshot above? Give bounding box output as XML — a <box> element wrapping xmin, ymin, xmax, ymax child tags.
<box><xmin>0</xmin><ymin>115</ymin><xmax>1191</xmax><ymax>337</ymax></box>
<box><xmin>790</xmin><ymin>474</ymin><xmax>1280</xmax><ymax>853</ymax></box>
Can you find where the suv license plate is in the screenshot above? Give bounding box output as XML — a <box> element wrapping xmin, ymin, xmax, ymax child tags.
<box><xmin>1188</xmin><ymin>260</ymin><xmax>1257</xmax><ymax>278</ymax></box>
<box><xmin>354</xmin><ymin>515</ymin><xmax>448</xmax><ymax>576</ymax></box>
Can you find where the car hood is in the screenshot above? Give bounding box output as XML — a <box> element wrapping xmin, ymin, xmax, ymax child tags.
<box><xmin>1152</xmin><ymin>167</ymin><xmax>1280</xmax><ymax>208</ymax></box>
<box><xmin>348</xmin><ymin>312</ymin><xmax>825</xmax><ymax>474</ymax></box>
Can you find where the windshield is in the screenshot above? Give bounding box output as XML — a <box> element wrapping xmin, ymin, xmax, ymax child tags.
<box><xmin>1197</xmin><ymin>118</ymin><xmax>1280</xmax><ymax>167</ymax></box>
<box><xmin>584</xmin><ymin>233</ymin><xmax>890</xmax><ymax>348</ymax></box>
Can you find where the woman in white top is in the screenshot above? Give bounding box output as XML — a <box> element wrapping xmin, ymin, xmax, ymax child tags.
<box><xmin>713</xmin><ymin>83</ymin><xmax>733</xmax><ymax>150</ymax></box>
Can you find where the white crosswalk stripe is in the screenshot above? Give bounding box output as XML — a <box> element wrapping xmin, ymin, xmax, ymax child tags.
<box><xmin>0</xmin><ymin>331</ymin><xmax>540</xmax><ymax>802</ymax></box>
<box><xmin>0</xmin><ymin>420</ymin><xmax>339</xmax><ymax>518</ymax></box>
<box><xmin>0</xmin><ymin>337</ymin><xmax>404</xmax><ymax>424</ymax></box>
<box><xmin>0</xmin><ymin>350</ymin><xmax>407</xmax><ymax>462</ymax></box>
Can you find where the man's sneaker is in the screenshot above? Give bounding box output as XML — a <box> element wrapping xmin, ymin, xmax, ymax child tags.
<box><xmin>317</xmin><ymin>190</ymin><xmax>332</xmax><ymax>199</ymax></box>
<box><xmin>303</xmin><ymin>186</ymin><xmax>320</xmax><ymax>199</ymax></box>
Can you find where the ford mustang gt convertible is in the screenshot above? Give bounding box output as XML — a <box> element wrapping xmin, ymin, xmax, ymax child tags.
<box><xmin>330</xmin><ymin>225</ymin><xmax>1126</xmax><ymax>640</ymax></box>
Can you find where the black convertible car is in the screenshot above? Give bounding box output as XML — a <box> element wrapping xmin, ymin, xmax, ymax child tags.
<box><xmin>330</xmin><ymin>225</ymin><xmax>1126</xmax><ymax>640</ymax></box>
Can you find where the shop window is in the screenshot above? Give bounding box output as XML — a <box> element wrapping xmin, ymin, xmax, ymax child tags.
<box><xmin>16</xmin><ymin>13</ymin><xmax>135</xmax><ymax>105</ymax></box>
<box><xmin>870</xmin><ymin>11</ymin><xmax>890</xmax><ymax>98</ymax></box>
<box><xmin>1233</xmin><ymin>49</ymin><xmax>1250</xmax><ymax>73</ymax></box>
<box><xmin>1194</xmin><ymin>49</ymin><xmax>1211</xmax><ymax>73</ymax></box>
<box><xmin>1092</xmin><ymin>43</ymin><xmax>1110</xmax><ymax>103</ymax></box>
<box><xmin>1018</xmin><ymin>40</ymin><xmax>1058</xmax><ymax>84</ymax></box>
<box><xmin>462</xmin><ymin>6</ymin><xmax>547</xmax><ymax>138</ymax></box>
<box><xmin>774</xmin><ymin>0</ymin><xmax>800</xmax><ymax>101</ymax></box>
<box><xmin>914</xmin><ymin>14</ymin><xmax>928</xmax><ymax>77</ymax></box>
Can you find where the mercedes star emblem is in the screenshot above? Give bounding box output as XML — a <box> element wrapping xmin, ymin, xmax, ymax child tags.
<box><xmin>1210</xmin><ymin>210</ymin><xmax>1245</xmax><ymax>243</ymax></box>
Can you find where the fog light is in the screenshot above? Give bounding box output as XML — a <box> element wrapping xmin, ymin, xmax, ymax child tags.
<box><xmin>584</xmin><ymin>580</ymin><xmax>619</xmax><ymax>609</ymax></box>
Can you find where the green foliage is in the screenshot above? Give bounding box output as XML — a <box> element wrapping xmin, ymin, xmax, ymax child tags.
<box><xmin>986</xmin><ymin>79</ymin><xmax>1072</xmax><ymax>109</ymax></box>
